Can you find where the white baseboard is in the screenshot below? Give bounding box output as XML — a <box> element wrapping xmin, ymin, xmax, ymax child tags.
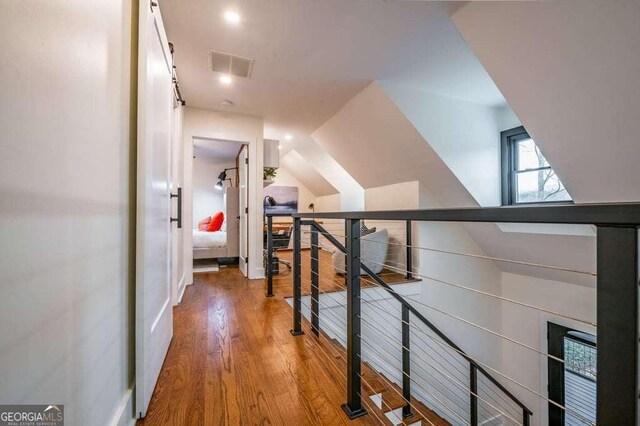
<box><xmin>250</xmin><ymin>266</ymin><xmax>266</xmax><ymax>280</ymax></box>
<box><xmin>110</xmin><ymin>384</ymin><xmax>136</xmax><ymax>426</ymax></box>
<box><xmin>177</xmin><ymin>274</ymin><xmax>186</xmax><ymax>304</ymax></box>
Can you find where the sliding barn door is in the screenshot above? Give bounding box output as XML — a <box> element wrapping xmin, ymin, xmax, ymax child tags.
<box><xmin>239</xmin><ymin>145</ymin><xmax>249</xmax><ymax>277</ymax></box>
<box><xmin>135</xmin><ymin>0</ymin><xmax>174</xmax><ymax>418</ymax></box>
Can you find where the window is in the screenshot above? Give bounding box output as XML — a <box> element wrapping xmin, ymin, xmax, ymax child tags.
<box><xmin>501</xmin><ymin>126</ymin><xmax>571</xmax><ymax>205</ymax></box>
<box><xmin>548</xmin><ymin>323</ymin><xmax>596</xmax><ymax>426</ymax></box>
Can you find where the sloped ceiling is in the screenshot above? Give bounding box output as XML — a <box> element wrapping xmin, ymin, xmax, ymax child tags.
<box><xmin>280</xmin><ymin>150</ymin><xmax>338</xmax><ymax>197</ymax></box>
<box><xmin>160</xmin><ymin>0</ymin><xmax>505</xmax><ymax>141</ymax></box>
<box><xmin>311</xmin><ymin>82</ymin><xmax>595</xmax><ymax>286</ymax></box>
<box><xmin>452</xmin><ymin>0</ymin><xmax>640</xmax><ymax>203</ymax></box>
<box><xmin>312</xmin><ymin>82</ymin><xmax>478</xmax><ymax>208</ymax></box>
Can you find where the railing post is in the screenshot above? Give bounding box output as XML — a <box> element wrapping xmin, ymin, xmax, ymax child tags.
<box><xmin>311</xmin><ymin>224</ymin><xmax>320</xmax><ymax>336</ymax></box>
<box><xmin>342</xmin><ymin>218</ymin><xmax>366</xmax><ymax>419</ymax></box>
<box><xmin>406</xmin><ymin>220</ymin><xmax>413</xmax><ymax>279</ymax></box>
<box><xmin>290</xmin><ymin>217</ymin><xmax>304</xmax><ymax>336</ymax></box>
<box><xmin>470</xmin><ymin>365</ymin><xmax>478</xmax><ymax>425</ymax></box>
<box><xmin>402</xmin><ymin>304</ymin><xmax>412</xmax><ymax>418</ymax></box>
<box><xmin>523</xmin><ymin>409</ymin><xmax>530</xmax><ymax>426</ymax></box>
<box><xmin>266</xmin><ymin>214</ymin><xmax>274</xmax><ymax>297</ymax></box>
<box><xmin>596</xmin><ymin>225</ymin><xmax>638</xmax><ymax>425</ymax></box>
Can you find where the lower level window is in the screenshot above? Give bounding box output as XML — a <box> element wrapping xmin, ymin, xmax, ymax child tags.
<box><xmin>501</xmin><ymin>126</ymin><xmax>572</xmax><ymax>205</ymax></box>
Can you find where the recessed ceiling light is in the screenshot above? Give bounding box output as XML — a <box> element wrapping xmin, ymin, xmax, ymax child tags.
<box><xmin>284</xmin><ymin>134</ymin><xmax>293</xmax><ymax>140</ymax></box>
<box><xmin>219</xmin><ymin>74</ymin><xmax>232</xmax><ymax>85</ymax></box>
<box><xmin>220</xmin><ymin>99</ymin><xmax>234</xmax><ymax>107</ymax></box>
<box><xmin>224</xmin><ymin>10</ymin><xmax>241</xmax><ymax>24</ymax></box>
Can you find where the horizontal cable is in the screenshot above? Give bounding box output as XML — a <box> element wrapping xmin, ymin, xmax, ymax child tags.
<box><xmin>352</xmin><ymin>287</ymin><xmax>596</xmax><ymax>425</ymax></box>
<box><xmin>359</xmin><ymin>258</ymin><xmax>596</xmax><ymax>327</ymax></box>
<box><xmin>357</xmin><ymin>389</ymin><xmax>389</xmax><ymax>426</ymax></box>
<box><xmin>304</xmin><ymin>256</ymin><xmax>568</xmax><ymax>406</ymax></box>
<box><xmin>357</xmin><ymin>317</ymin><xmax>522</xmax><ymax>426</ymax></box>
<box><xmin>364</xmin><ymin>238</ymin><xmax>596</xmax><ymax>277</ymax></box>
<box><xmin>298</xmin><ymin>297</ymin><xmax>434</xmax><ymax>426</ymax></box>
<box><xmin>299</xmin><ymin>224</ymin><xmax>596</xmax><ymax>276</ymax></box>
<box><xmin>358</xmin><ymin>333</ymin><xmax>472</xmax><ymax>417</ymax></box>
<box><xmin>303</xmin><ymin>257</ymin><xmax>550</xmax><ymax>414</ymax></box>
<box><xmin>353</xmin><ymin>272</ymin><xmax>565</xmax><ymax>363</ymax></box>
<box><xmin>360</xmin><ymin>296</ymin><xmax>523</xmax><ymax>419</ymax></box>
<box><xmin>300</xmin><ymin>282</ymin><xmax>465</xmax><ymax>425</ymax></box>
<box><xmin>299</xmin><ymin>236</ymin><xmax>595</xmax><ymax>327</ymax></box>
<box><xmin>358</xmin><ymin>356</ymin><xmax>436</xmax><ymax>426</ymax></box>
<box><xmin>359</xmin><ymin>295</ymin><xmax>470</xmax><ymax>378</ymax></box>
<box><xmin>298</xmin><ymin>251</ymin><xmax>593</xmax><ymax>423</ymax></box>
<box><xmin>357</xmin><ymin>351</ymin><xmax>471</xmax><ymax>426</ymax></box>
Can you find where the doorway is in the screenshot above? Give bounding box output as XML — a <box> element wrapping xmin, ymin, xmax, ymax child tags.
<box><xmin>191</xmin><ymin>138</ymin><xmax>246</xmax><ymax>274</ymax></box>
<box><xmin>548</xmin><ymin>322</ymin><xmax>597</xmax><ymax>426</ymax></box>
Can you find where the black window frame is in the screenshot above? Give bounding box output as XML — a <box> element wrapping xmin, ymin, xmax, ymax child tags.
<box><xmin>500</xmin><ymin>126</ymin><xmax>573</xmax><ymax>206</ymax></box>
<box><xmin>547</xmin><ymin>322</ymin><xmax>596</xmax><ymax>426</ymax></box>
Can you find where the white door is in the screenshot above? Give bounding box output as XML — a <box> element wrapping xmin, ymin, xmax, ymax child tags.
<box><xmin>135</xmin><ymin>0</ymin><xmax>174</xmax><ymax>418</ymax></box>
<box><xmin>239</xmin><ymin>145</ymin><xmax>249</xmax><ymax>277</ymax></box>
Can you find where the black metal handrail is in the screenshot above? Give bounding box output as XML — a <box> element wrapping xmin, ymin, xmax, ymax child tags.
<box><xmin>297</xmin><ymin>219</ymin><xmax>532</xmax><ymax>423</ymax></box>
<box><xmin>276</xmin><ymin>202</ymin><xmax>640</xmax><ymax>426</ymax></box>
<box><xmin>295</xmin><ymin>202</ymin><xmax>640</xmax><ymax>225</ymax></box>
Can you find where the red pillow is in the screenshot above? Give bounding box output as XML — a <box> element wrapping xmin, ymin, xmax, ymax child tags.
<box><xmin>207</xmin><ymin>211</ymin><xmax>224</xmax><ymax>232</ymax></box>
<box><xmin>198</xmin><ymin>216</ymin><xmax>212</xmax><ymax>231</ymax></box>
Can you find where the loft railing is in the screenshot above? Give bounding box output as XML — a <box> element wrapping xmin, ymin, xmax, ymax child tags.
<box><xmin>265</xmin><ymin>203</ymin><xmax>640</xmax><ymax>425</ymax></box>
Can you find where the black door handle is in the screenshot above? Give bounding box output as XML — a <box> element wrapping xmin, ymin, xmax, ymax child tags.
<box><xmin>170</xmin><ymin>187</ymin><xmax>182</xmax><ymax>229</ymax></box>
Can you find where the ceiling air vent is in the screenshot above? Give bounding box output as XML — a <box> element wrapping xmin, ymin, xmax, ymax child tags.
<box><xmin>210</xmin><ymin>51</ymin><xmax>254</xmax><ymax>78</ymax></box>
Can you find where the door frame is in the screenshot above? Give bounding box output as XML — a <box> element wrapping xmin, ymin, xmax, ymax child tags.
<box><xmin>183</xmin><ymin>133</ymin><xmax>261</xmax><ymax>283</ymax></box>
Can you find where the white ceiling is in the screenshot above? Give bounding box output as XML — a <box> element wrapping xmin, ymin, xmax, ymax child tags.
<box><xmin>193</xmin><ymin>138</ymin><xmax>243</xmax><ymax>160</ymax></box>
<box><xmin>160</xmin><ymin>0</ymin><xmax>505</xmax><ymax>141</ymax></box>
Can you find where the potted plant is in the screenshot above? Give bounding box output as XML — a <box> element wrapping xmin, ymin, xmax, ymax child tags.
<box><xmin>263</xmin><ymin>168</ymin><xmax>277</xmax><ymax>182</ymax></box>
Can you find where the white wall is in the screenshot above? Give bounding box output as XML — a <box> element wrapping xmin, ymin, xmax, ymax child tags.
<box><xmin>365</xmin><ymin>181</ymin><xmax>421</xmax><ymax>271</ymax></box>
<box><xmin>192</xmin><ymin>157</ymin><xmax>236</xmax><ymax>226</ymax></box>
<box><xmin>279</xmin><ymin>149</ymin><xmax>338</xmax><ymax>198</ymax></box>
<box><xmin>183</xmin><ymin>107</ymin><xmax>264</xmax><ymax>280</ymax></box>
<box><xmin>417</xmin><ymin>184</ymin><xmax>503</xmax><ymax>368</ymax></box>
<box><xmin>382</xmin><ymin>83</ymin><xmax>504</xmax><ymax>206</ymax></box>
<box><xmin>0</xmin><ymin>1</ymin><xmax>135</xmax><ymax>425</ymax></box>
<box><xmin>314</xmin><ymin>194</ymin><xmax>343</xmax><ymax>249</ymax></box>
<box><xmin>293</xmin><ymin>135</ymin><xmax>364</xmax><ymax>210</ymax></box>
<box><xmin>452</xmin><ymin>0</ymin><xmax>640</xmax><ymax>203</ymax></box>
<box><xmin>499</xmin><ymin>273</ymin><xmax>596</xmax><ymax>426</ymax></box>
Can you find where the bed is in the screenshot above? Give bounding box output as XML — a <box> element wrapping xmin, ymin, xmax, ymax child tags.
<box><xmin>193</xmin><ymin>187</ymin><xmax>239</xmax><ymax>260</ymax></box>
<box><xmin>193</xmin><ymin>230</ymin><xmax>229</xmax><ymax>259</ymax></box>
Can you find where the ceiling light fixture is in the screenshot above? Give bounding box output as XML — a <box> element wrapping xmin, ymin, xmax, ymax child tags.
<box><xmin>223</xmin><ymin>10</ymin><xmax>241</xmax><ymax>24</ymax></box>
<box><xmin>284</xmin><ymin>134</ymin><xmax>293</xmax><ymax>140</ymax></box>
<box><xmin>219</xmin><ymin>74</ymin><xmax>232</xmax><ymax>85</ymax></box>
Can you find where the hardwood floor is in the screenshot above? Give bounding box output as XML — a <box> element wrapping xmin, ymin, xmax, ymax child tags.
<box><xmin>137</xmin><ymin>265</ymin><xmax>386</xmax><ymax>426</ymax></box>
<box><xmin>137</xmin><ymin>249</ymin><xmax>445</xmax><ymax>426</ymax></box>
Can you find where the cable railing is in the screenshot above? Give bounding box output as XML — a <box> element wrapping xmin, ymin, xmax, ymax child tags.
<box><xmin>265</xmin><ymin>203</ymin><xmax>640</xmax><ymax>426</ymax></box>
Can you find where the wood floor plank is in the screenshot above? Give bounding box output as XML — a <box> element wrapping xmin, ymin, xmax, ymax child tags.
<box><xmin>138</xmin><ymin>261</ymin><xmax>446</xmax><ymax>426</ymax></box>
<box><xmin>138</xmin><ymin>265</ymin><xmax>382</xmax><ymax>425</ymax></box>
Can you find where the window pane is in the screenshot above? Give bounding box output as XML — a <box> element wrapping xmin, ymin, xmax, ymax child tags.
<box><xmin>564</xmin><ymin>338</ymin><xmax>597</xmax><ymax>380</ymax></box>
<box><xmin>517</xmin><ymin>138</ymin><xmax>549</xmax><ymax>170</ymax></box>
<box><xmin>516</xmin><ymin>169</ymin><xmax>571</xmax><ymax>203</ymax></box>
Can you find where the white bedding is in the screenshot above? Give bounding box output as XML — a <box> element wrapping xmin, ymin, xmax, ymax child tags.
<box><xmin>193</xmin><ymin>230</ymin><xmax>227</xmax><ymax>249</ymax></box>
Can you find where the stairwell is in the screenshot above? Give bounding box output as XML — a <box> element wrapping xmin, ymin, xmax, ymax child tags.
<box><xmin>314</xmin><ymin>330</ymin><xmax>450</xmax><ymax>426</ymax></box>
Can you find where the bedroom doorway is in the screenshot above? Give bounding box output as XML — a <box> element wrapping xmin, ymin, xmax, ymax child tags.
<box><xmin>191</xmin><ymin>138</ymin><xmax>246</xmax><ymax>274</ymax></box>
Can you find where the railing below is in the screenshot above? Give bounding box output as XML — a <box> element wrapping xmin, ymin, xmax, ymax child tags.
<box><xmin>268</xmin><ymin>202</ymin><xmax>640</xmax><ymax>425</ymax></box>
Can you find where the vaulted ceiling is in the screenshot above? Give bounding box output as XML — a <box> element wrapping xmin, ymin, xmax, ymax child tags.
<box><xmin>160</xmin><ymin>0</ymin><xmax>505</xmax><ymax>145</ymax></box>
